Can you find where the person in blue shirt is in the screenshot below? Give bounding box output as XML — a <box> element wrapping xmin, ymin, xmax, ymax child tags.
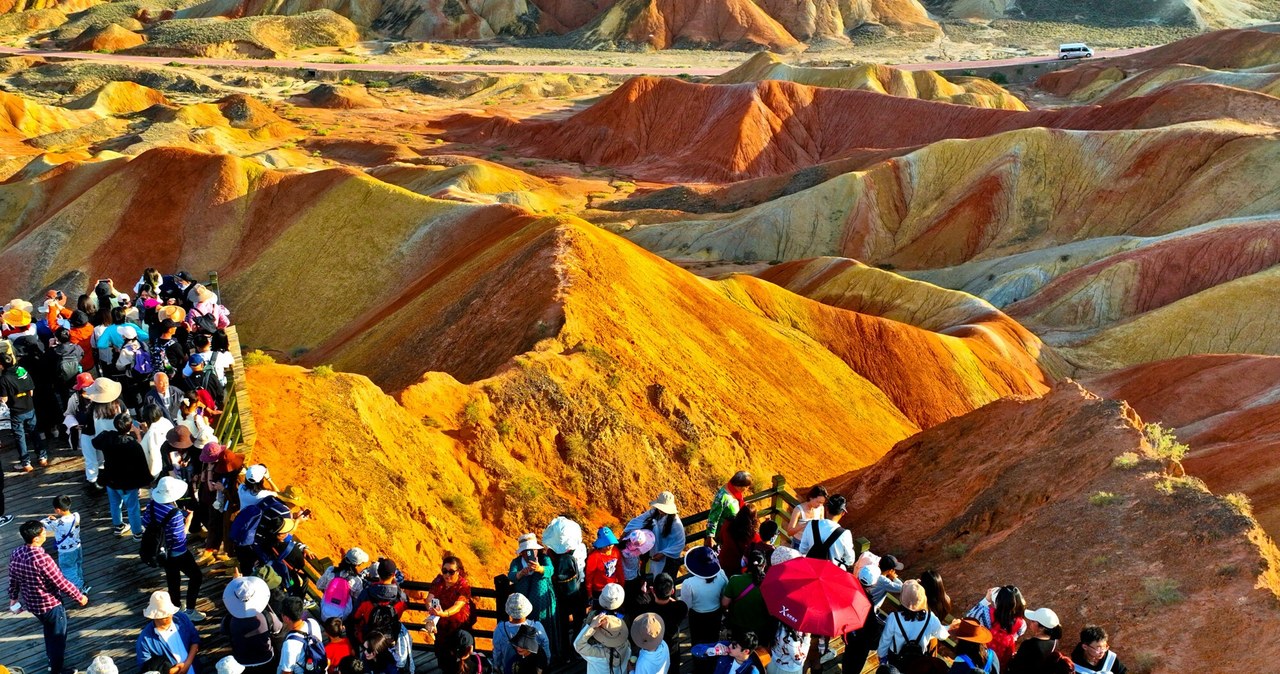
<box><xmin>137</xmin><ymin>591</ymin><xmax>202</xmax><ymax>674</ymax></box>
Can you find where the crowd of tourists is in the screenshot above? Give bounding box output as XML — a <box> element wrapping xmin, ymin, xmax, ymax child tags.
<box><xmin>5</xmin><ymin>270</ymin><xmax>1129</xmax><ymax>674</ymax></box>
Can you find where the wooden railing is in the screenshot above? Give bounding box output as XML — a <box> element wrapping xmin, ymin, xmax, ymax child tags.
<box><xmin>207</xmin><ymin>270</ymin><xmax>888</xmax><ymax>667</ymax></box>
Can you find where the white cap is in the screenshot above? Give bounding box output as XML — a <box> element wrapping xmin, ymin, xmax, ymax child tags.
<box><xmin>216</xmin><ymin>657</ymin><xmax>246</xmax><ymax>674</ymax></box>
<box><xmin>87</xmin><ymin>656</ymin><xmax>118</xmax><ymax>674</ymax></box>
<box><xmin>1025</xmin><ymin>607</ymin><xmax>1060</xmax><ymax>629</ymax></box>
<box><xmin>245</xmin><ymin>464</ymin><xmax>268</xmax><ymax>483</ymax></box>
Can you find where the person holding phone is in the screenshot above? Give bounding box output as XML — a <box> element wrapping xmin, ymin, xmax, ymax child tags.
<box><xmin>508</xmin><ymin>534</ymin><xmax>557</xmax><ymax>661</ymax></box>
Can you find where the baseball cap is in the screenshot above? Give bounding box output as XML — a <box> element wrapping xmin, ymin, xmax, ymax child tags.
<box><xmin>879</xmin><ymin>555</ymin><xmax>904</xmax><ymax>572</ymax></box>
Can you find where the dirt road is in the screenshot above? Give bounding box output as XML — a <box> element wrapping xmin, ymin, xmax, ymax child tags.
<box><xmin>0</xmin><ymin>45</ymin><xmax>1151</xmax><ymax>76</ymax></box>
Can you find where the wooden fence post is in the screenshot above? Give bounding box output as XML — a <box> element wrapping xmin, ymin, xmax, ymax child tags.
<box><xmin>206</xmin><ymin>270</ymin><xmax>219</xmax><ymax>294</ymax></box>
<box><xmin>771</xmin><ymin>474</ymin><xmax>787</xmax><ymax>523</ymax></box>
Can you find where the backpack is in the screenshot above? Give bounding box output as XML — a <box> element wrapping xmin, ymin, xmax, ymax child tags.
<box><xmin>804</xmin><ymin>520</ymin><xmax>847</xmax><ymax>566</ymax></box>
<box><xmin>55</xmin><ymin>348</ymin><xmax>81</xmax><ymax>386</ymax></box>
<box><xmin>285</xmin><ymin>624</ymin><xmax>329</xmax><ymax>674</ymax></box>
<box><xmin>132</xmin><ymin>347</ymin><xmax>155</xmax><ymax>377</ymax></box>
<box><xmin>368</xmin><ymin>599</ymin><xmax>402</xmax><ymax>639</ymax></box>
<box><xmin>253</xmin><ymin>560</ymin><xmax>284</xmax><ymax>590</ymax></box>
<box><xmin>320</xmin><ymin>574</ymin><xmax>354</xmax><ymax>621</ymax></box>
<box><xmin>230</xmin><ymin>503</ymin><xmax>265</xmax><ymax>547</ymax></box>
<box><xmin>887</xmin><ymin>612</ymin><xmax>933</xmax><ymax>667</ymax></box>
<box><xmin>140</xmin><ymin>505</ymin><xmax>182</xmax><ymax>567</ymax></box>
<box><xmin>150</xmin><ymin>338</ymin><xmax>175</xmax><ymax>376</ymax></box>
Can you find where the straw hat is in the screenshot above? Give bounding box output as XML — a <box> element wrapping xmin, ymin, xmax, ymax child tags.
<box><xmin>599</xmin><ymin>583</ymin><xmax>624</xmax><ymax>610</ymax></box>
<box><xmin>222</xmin><ymin>576</ymin><xmax>270</xmax><ymax>619</ymax></box>
<box><xmin>948</xmin><ymin>618</ymin><xmax>993</xmax><ymax>644</ymax></box>
<box><xmin>157</xmin><ymin>305</ymin><xmax>186</xmax><ymax>324</ymax></box>
<box><xmin>2</xmin><ymin>308</ymin><xmax>31</xmax><ymax>328</ymax></box>
<box><xmin>194</xmin><ymin>285</ymin><xmax>217</xmax><ymax>304</ymax></box>
<box><xmin>630</xmin><ymin>613</ymin><xmax>665</xmax><ymax>652</ymax></box>
<box><xmin>142</xmin><ymin>591</ymin><xmax>180</xmax><ymax>619</ymax></box>
<box><xmin>151</xmin><ymin>476</ymin><xmax>188</xmax><ymax>504</ymax></box>
<box><xmin>516</xmin><ymin>533</ymin><xmax>543</xmax><ymax>554</ymax></box>
<box><xmin>592</xmin><ymin>615</ymin><xmax>629</xmax><ymax>649</ymax></box>
<box><xmin>648</xmin><ymin>491</ymin><xmax>678</xmax><ymax>515</ymax></box>
<box><xmin>5</xmin><ymin>298</ymin><xmax>33</xmax><ymax>313</ymax></box>
<box><xmin>277</xmin><ymin>485</ymin><xmax>306</xmax><ymax>506</ymax></box>
<box><xmin>85</xmin><ymin>377</ymin><xmax>122</xmax><ymax>404</ymax></box>
<box><xmin>506</xmin><ymin>593</ymin><xmax>532</xmax><ymax>620</ymax></box>
<box><xmin>165</xmin><ymin>426</ymin><xmax>193</xmax><ymax>449</ymax></box>
<box><xmin>276</xmin><ymin>518</ymin><xmax>298</xmax><ymax>536</ymax></box>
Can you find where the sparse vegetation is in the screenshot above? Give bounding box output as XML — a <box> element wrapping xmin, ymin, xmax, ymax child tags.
<box><xmin>987</xmin><ymin>71</ymin><xmax>1009</xmax><ymax>85</ymax></box>
<box><xmin>289</xmin><ymin>346</ymin><xmax>310</xmax><ymax>358</ymax></box>
<box><xmin>422</xmin><ymin>416</ymin><xmax>441</xmax><ymax>428</ymax></box>
<box><xmin>944</xmin><ymin>542</ymin><xmax>968</xmax><ymax>559</ymax></box>
<box><xmin>606</xmin><ymin>372</ymin><xmax>622</xmax><ymax>389</ymax></box>
<box><xmin>462</xmin><ymin>400</ymin><xmax>484</xmax><ymax>427</ymax></box>
<box><xmin>367</xmin><ymin>80</ymin><xmax>391</xmax><ymax>89</ymax></box>
<box><xmin>496</xmin><ymin>419</ymin><xmax>514</xmax><ymax>437</ymax></box>
<box><xmin>1223</xmin><ymin>492</ymin><xmax>1254</xmax><ymax>518</ymax></box>
<box><xmin>468</xmin><ymin>538</ymin><xmax>493</xmax><ymax>562</ymax></box>
<box><xmin>1142</xmin><ymin>577</ymin><xmax>1184</xmax><ymax>606</ymax></box>
<box><xmin>1143</xmin><ymin>423</ymin><xmax>1189</xmax><ymax>465</ymax></box>
<box><xmin>1155</xmin><ymin>474</ymin><xmax>1206</xmax><ymax>495</ymax></box>
<box><xmin>1132</xmin><ymin>653</ymin><xmax>1160</xmax><ymax>674</ymax></box>
<box><xmin>1111</xmin><ymin>452</ymin><xmax>1140</xmax><ymax>470</ymax></box>
<box><xmin>309</xmin><ymin>364</ymin><xmax>335</xmax><ymax>378</ymax></box>
<box><xmin>676</xmin><ymin>441</ymin><xmax>699</xmax><ymax>465</ymax></box>
<box><xmin>243</xmin><ymin>349</ymin><xmax>275</xmax><ymax>366</ymax></box>
<box><xmin>562</xmin><ymin>432</ymin><xmax>588</xmax><ymax>464</ymax></box>
<box><xmin>442</xmin><ymin>493</ymin><xmax>481</xmax><ymax>526</ymax></box>
<box><xmin>582</xmin><ymin>344</ymin><xmax>617</xmax><ymax>368</ymax></box>
<box><xmin>1089</xmin><ymin>491</ymin><xmax>1120</xmax><ymax>506</ymax></box>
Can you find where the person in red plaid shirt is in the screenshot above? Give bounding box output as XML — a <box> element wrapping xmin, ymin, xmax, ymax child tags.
<box><xmin>8</xmin><ymin>519</ymin><xmax>89</xmax><ymax>674</ymax></box>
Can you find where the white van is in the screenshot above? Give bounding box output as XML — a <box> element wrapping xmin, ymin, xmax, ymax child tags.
<box><xmin>1058</xmin><ymin>43</ymin><xmax>1094</xmax><ymax>60</ymax></box>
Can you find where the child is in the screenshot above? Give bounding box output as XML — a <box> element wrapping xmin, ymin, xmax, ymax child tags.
<box><xmin>44</xmin><ymin>495</ymin><xmax>86</xmax><ymax>593</ymax></box>
<box><xmin>324</xmin><ymin>617</ymin><xmax>352</xmax><ymax>674</ymax></box>
<box><xmin>584</xmin><ymin>527</ymin><xmax>624</xmax><ymax>606</ymax></box>
<box><xmin>712</xmin><ymin>633</ymin><xmax>764</xmax><ymax>674</ymax></box>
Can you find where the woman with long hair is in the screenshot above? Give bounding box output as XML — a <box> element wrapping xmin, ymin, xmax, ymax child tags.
<box><xmin>720</xmin><ymin>505</ymin><xmax>760</xmax><ymax>575</ymax></box>
<box><xmin>966</xmin><ymin>585</ymin><xmax>1026</xmax><ymax>669</ymax></box>
<box><xmin>721</xmin><ymin>549</ymin><xmax>775</xmax><ymax>647</ymax></box>
<box><xmin>918</xmin><ymin>569</ymin><xmax>952</xmax><ymax>624</ymax></box>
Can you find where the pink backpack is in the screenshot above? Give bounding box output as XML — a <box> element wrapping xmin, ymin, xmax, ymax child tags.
<box><xmin>321</xmin><ymin>575</ymin><xmax>354</xmax><ymax>620</ymax></box>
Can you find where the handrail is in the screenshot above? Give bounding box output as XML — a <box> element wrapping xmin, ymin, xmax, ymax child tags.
<box><xmin>210</xmin><ymin>271</ymin><xmax>882</xmax><ymax>664</ymax></box>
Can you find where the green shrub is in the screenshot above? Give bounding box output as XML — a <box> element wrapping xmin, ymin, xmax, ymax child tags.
<box><xmin>469</xmin><ymin>538</ymin><xmax>493</xmax><ymax>562</ymax></box>
<box><xmin>562</xmin><ymin>432</ymin><xmax>588</xmax><ymax>464</ymax></box>
<box><xmin>1143</xmin><ymin>423</ymin><xmax>1189</xmax><ymax>464</ymax></box>
<box><xmin>1223</xmin><ymin>492</ymin><xmax>1254</xmax><ymax>518</ymax></box>
<box><xmin>442</xmin><ymin>493</ymin><xmax>481</xmax><ymax>525</ymax></box>
<box><xmin>1142</xmin><ymin>577</ymin><xmax>1183</xmax><ymax>606</ymax></box>
<box><xmin>367</xmin><ymin>80</ymin><xmax>390</xmax><ymax>89</ymax></box>
<box><xmin>676</xmin><ymin>441</ymin><xmax>699</xmax><ymax>465</ymax></box>
<box><xmin>462</xmin><ymin>400</ymin><xmax>484</xmax><ymax>426</ymax></box>
<box><xmin>943</xmin><ymin>543</ymin><xmax>967</xmax><ymax>559</ymax></box>
<box><xmin>605</xmin><ymin>372</ymin><xmax>622</xmax><ymax>389</ymax></box>
<box><xmin>1089</xmin><ymin>491</ymin><xmax>1120</xmax><ymax>506</ymax></box>
<box><xmin>422</xmin><ymin>416</ymin><xmax>441</xmax><ymax>428</ymax></box>
<box><xmin>496</xmin><ymin>419</ymin><xmax>514</xmax><ymax>437</ymax></box>
<box><xmin>243</xmin><ymin>350</ymin><xmax>275</xmax><ymax>366</ymax></box>
<box><xmin>1131</xmin><ymin>653</ymin><xmax>1159</xmax><ymax>674</ymax></box>
<box><xmin>310</xmin><ymin>364</ymin><xmax>335</xmax><ymax>378</ymax></box>
<box><xmin>1111</xmin><ymin>452</ymin><xmax>1139</xmax><ymax>470</ymax></box>
<box><xmin>988</xmin><ymin>71</ymin><xmax>1009</xmax><ymax>85</ymax></box>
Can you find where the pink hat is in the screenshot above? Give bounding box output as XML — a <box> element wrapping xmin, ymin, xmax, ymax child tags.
<box><xmin>199</xmin><ymin>442</ymin><xmax>225</xmax><ymax>463</ymax></box>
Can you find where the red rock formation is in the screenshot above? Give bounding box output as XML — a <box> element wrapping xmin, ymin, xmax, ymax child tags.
<box><xmin>447</xmin><ymin>76</ymin><xmax>1280</xmax><ymax>183</ymax></box>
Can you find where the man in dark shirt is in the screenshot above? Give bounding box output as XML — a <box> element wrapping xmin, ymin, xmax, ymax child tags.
<box><xmin>0</xmin><ymin>354</ymin><xmax>46</xmax><ymax>471</ymax></box>
<box><xmin>650</xmin><ymin>573</ymin><xmax>688</xmax><ymax>652</ymax></box>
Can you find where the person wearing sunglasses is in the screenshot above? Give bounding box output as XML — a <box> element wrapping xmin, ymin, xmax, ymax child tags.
<box><xmin>426</xmin><ymin>555</ymin><xmax>474</xmax><ymax>674</ymax></box>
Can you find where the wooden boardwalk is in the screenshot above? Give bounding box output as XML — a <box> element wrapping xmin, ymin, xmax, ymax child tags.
<box><xmin>0</xmin><ymin>444</ymin><xmax>233</xmax><ymax>674</ymax></box>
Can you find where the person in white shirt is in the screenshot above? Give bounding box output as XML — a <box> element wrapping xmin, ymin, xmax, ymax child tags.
<box><xmin>795</xmin><ymin>495</ymin><xmax>855</xmax><ymax>570</ymax></box>
<box><xmin>44</xmin><ymin>496</ymin><xmax>85</xmax><ymax>592</ymax></box>
<box><xmin>785</xmin><ymin>486</ymin><xmax>827</xmax><ymax>538</ymax></box>
<box><xmin>574</xmin><ymin>613</ymin><xmax>631</xmax><ymax>674</ymax></box>
<box><xmin>140</xmin><ymin>404</ymin><xmax>174</xmax><ymax>480</ymax></box>
<box><xmin>680</xmin><ymin>547</ymin><xmax>728</xmax><ymax>648</ymax></box>
<box><xmin>239</xmin><ymin>464</ymin><xmax>276</xmax><ymax>510</ymax></box>
<box><xmin>877</xmin><ymin>580</ymin><xmax>947</xmax><ymax>667</ymax></box>
<box><xmin>630</xmin><ymin>613</ymin><xmax>669</xmax><ymax>674</ymax></box>
<box><xmin>277</xmin><ymin>597</ymin><xmax>323</xmax><ymax>674</ymax></box>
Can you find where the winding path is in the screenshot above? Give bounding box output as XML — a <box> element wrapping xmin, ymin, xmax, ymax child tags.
<box><xmin>0</xmin><ymin>45</ymin><xmax>1152</xmax><ymax>77</ymax></box>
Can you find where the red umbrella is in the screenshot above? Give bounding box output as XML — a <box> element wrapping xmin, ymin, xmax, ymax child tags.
<box><xmin>761</xmin><ymin>557</ymin><xmax>872</xmax><ymax>637</ymax></box>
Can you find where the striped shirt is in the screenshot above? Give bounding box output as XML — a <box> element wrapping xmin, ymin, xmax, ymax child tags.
<box><xmin>8</xmin><ymin>545</ymin><xmax>83</xmax><ymax>615</ymax></box>
<box><xmin>147</xmin><ymin>501</ymin><xmax>188</xmax><ymax>556</ymax></box>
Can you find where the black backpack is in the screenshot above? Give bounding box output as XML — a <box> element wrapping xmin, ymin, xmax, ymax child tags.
<box><xmin>285</xmin><ymin>624</ymin><xmax>329</xmax><ymax>674</ymax></box>
<box><xmin>887</xmin><ymin>612</ymin><xmax>933</xmax><ymax>667</ymax></box>
<box><xmin>139</xmin><ymin>505</ymin><xmax>181</xmax><ymax>567</ymax></box>
<box><xmin>368</xmin><ymin>599</ymin><xmax>402</xmax><ymax>638</ymax></box>
<box><xmin>54</xmin><ymin>348</ymin><xmax>81</xmax><ymax>386</ymax></box>
<box><xmin>804</xmin><ymin>520</ymin><xmax>847</xmax><ymax>565</ymax></box>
